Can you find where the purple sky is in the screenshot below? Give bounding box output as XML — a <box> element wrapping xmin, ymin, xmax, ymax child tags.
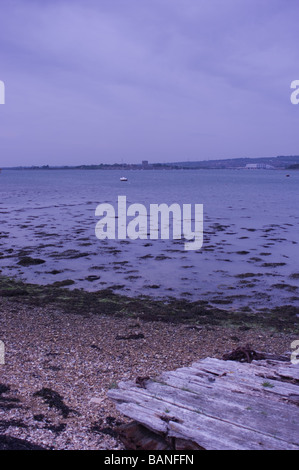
<box><xmin>0</xmin><ymin>0</ymin><xmax>298</xmax><ymax>166</ymax></box>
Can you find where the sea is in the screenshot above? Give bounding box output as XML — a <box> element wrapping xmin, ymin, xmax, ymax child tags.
<box><xmin>0</xmin><ymin>168</ymin><xmax>298</xmax><ymax>311</ymax></box>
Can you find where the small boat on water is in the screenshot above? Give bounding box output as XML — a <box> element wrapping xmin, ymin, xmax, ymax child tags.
<box><xmin>120</xmin><ymin>176</ymin><xmax>128</xmax><ymax>181</ymax></box>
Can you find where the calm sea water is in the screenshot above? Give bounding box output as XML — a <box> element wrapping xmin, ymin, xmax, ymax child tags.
<box><xmin>0</xmin><ymin>168</ymin><xmax>298</xmax><ymax>310</ymax></box>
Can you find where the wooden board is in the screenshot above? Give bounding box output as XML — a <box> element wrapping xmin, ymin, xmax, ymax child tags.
<box><xmin>108</xmin><ymin>357</ymin><xmax>299</xmax><ymax>450</ymax></box>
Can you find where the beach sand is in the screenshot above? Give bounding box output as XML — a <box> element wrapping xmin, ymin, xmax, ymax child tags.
<box><xmin>0</xmin><ymin>295</ymin><xmax>297</xmax><ymax>450</ymax></box>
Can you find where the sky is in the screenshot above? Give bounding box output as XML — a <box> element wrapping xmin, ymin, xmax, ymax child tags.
<box><xmin>0</xmin><ymin>0</ymin><xmax>299</xmax><ymax>166</ymax></box>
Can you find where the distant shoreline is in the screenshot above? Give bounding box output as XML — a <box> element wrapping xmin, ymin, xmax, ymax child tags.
<box><xmin>2</xmin><ymin>155</ymin><xmax>299</xmax><ymax>171</ymax></box>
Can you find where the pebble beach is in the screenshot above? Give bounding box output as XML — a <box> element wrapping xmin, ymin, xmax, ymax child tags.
<box><xmin>0</xmin><ymin>295</ymin><xmax>297</xmax><ymax>450</ymax></box>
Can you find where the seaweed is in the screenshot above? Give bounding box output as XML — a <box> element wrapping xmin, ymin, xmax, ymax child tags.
<box><xmin>0</xmin><ymin>435</ymin><xmax>47</xmax><ymax>450</ymax></box>
<box><xmin>33</xmin><ymin>388</ymin><xmax>78</xmax><ymax>419</ymax></box>
<box><xmin>0</xmin><ymin>276</ymin><xmax>298</xmax><ymax>332</ymax></box>
<box><xmin>222</xmin><ymin>345</ymin><xmax>266</xmax><ymax>363</ymax></box>
<box><xmin>17</xmin><ymin>257</ymin><xmax>45</xmax><ymax>266</ymax></box>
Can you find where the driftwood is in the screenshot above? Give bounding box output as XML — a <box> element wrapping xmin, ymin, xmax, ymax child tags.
<box><xmin>222</xmin><ymin>345</ymin><xmax>290</xmax><ymax>363</ymax></box>
<box><xmin>222</xmin><ymin>345</ymin><xmax>266</xmax><ymax>363</ymax></box>
<box><xmin>108</xmin><ymin>356</ymin><xmax>299</xmax><ymax>450</ymax></box>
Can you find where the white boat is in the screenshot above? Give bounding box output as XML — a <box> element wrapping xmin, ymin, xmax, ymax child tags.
<box><xmin>120</xmin><ymin>176</ymin><xmax>128</xmax><ymax>181</ymax></box>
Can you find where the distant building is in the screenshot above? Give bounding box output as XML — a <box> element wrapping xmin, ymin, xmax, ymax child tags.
<box><xmin>245</xmin><ymin>163</ymin><xmax>274</xmax><ymax>169</ymax></box>
<box><xmin>142</xmin><ymin>160</ymin><xmax>149</xmax><ymax>168</ymax></box>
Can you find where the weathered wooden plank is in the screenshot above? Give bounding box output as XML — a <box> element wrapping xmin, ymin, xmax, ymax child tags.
<box><xmin>108</xmin><ymin>357</ymin><xmax>299</xmax><ymax>450</ymax></box>
<box><xmin>109</xmin><ymin>387</ymin><xmax>299</xmax><ymax>450</ymax></box>
<box><xmin>251</xmin><ymin>359</ymin><xmax>299</xmax><ymax>381</ymax></box>
<box><xmin>159</xmin><ymin>367</ymin><xmax>299</xmax><ymax>405</ymax></box>
<box><xmin>109</xmin><ymin>399</ymin><xmax>168</xmax><ymax>435</ymax></box>
<box><xmin>146</xmin><ymin>379</ymin><xmax>298</xmax><ymax>443</ymax></box>
<box><xmin>166</xmin><ymin>420</ymin><xmax>298</xmax><ymax>451</ymax></box>
<box><xmin>110</xmin><ymin>377</ymin><xmax>299</xmax><ymax>445</ymax></box>
<box><xmin>199</xmin><ymin>357</ymin><xmax>299</xmax><ymax>382</ymax></box>
<box><xmin>270</xmin><ymin>365</ymin><xmax>299</xmax><ymax>382</ymax></box>
<box><xmin>187</xmin><ymin>359</ymin><xmax>299</xmax><ymax>400</ymax></box>
<box><xmin>194</xmin><ymin>357</ymin><xmax>288</xmax><ymax>379</ymax></box>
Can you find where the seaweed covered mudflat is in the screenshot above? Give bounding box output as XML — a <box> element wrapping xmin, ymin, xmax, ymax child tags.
<box><xmin>1</xmin><ymin>168</ymin><xmax>299</xmax><ymax>312</ymax></box>
<box><xmin>0</xmin><ymin>275</ymin><xmax>298</xmax><ymax>331</ymax></box>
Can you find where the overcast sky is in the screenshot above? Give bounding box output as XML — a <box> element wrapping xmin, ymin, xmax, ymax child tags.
<box><xmin>0</xmin><ymin>0</ymin><xmax>298</xmax><ymax>166</ymax></box>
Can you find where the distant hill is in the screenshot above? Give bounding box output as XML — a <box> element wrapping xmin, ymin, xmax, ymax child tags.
<box><xmin>3</xmin><ymin>155</ymin><xmax>299</xmax><ymax>171</ymax></box>
<box><xmin>167</xmin><ymin>155</ymin><xmax>299</xmax><ymax>169</ymax></box>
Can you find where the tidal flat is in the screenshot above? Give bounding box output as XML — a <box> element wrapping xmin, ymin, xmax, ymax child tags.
<box><xmin>0</xmin><ymin>169</ymin><xmax>299</xmax><ymax>311</ymax></box>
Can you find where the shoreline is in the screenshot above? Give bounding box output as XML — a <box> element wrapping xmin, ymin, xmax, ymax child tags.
<box><xmin>1</xmin><ymin>275</ymin><xmax>299</xmax><ymax>331</ymax></box>
<box><xmin>0</xmin><ymin>276</ymin><xmax>298</xmax><ymax>449</ymax></box>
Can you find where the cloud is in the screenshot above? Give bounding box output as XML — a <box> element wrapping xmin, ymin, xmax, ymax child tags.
<box><xmin>0</xmin><ymin>0</ymin><xmax>298</xmax><ymax>165</ymax></box>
